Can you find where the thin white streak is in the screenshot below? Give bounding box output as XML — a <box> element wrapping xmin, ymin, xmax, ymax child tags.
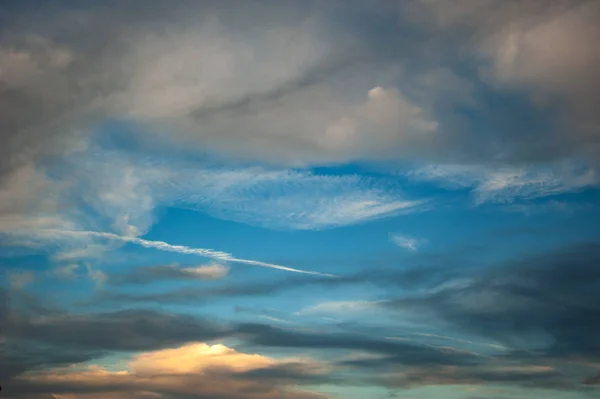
<box><xmin>38</xmin><ymin>229</ymin><xmax>333</xmax><ymax>277</ymax></box>
<box><xmin>387</xmin><ymin>332</ymin><xmax>507</xmax><ymax>351</ymax></box>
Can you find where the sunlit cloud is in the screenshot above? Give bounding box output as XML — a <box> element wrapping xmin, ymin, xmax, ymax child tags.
<box><xmin>15</xmin><ymin>342</ymin><xmax>328</xmax><ymax>399</ymax></box>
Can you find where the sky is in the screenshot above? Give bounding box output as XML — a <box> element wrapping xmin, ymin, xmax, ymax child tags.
<box><xmin>1</xmin><ymin>1</ymin><xmax>600</xmax><ymax>398</ymax></box>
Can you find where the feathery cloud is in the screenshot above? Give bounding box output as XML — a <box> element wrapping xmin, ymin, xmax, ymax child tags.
<box><xmin>389</xmin><ymin>234</ymin><xmax>425</xmax><ymax>252</ymax></box>
<box><xmin>407</xmin><ymin>163</ymin><xmax>597</xmax><ymax>204</ymax></box>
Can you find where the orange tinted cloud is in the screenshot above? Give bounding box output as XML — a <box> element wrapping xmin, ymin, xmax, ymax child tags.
<box><xmin>15</xmin><ymin>342</ymin><xmax>327</xmax><ymax>399</ymax></box>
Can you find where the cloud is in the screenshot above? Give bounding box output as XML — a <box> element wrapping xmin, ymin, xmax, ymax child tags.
<box><xmin>3</xmin><ymin>0</ymin><xmax>598</xmax><ymax>186</ymax></box>
<box><xmin>236</xmin><ymin>323</ymin><xmax>480</xmax><ymax>368</ymax></box>
<box><xmin>404</xmin><ymin>0</ymin><xmax>600</xmax><ymax>160</ymax></box>
<box><xmin>0</xmin><ymin>166</ymin><xmax>336</xmax><ymax>275</ymax></box>
<box><xmin>3</xmin><ymin>283</ymin><xmax>597</xmax><ymax>394</ymax></box>
<box><xmin>57</xmin><ymin>229</ymin><xmax>331</xmax><ymax>276</ymax></box>
<box><xmin>408</xmin><ymin>162</ymin><xmax>597</xmax><ymax>204</ymax></box>
<box><xmin>583</xmin><ymin>373</ymin><xmax>600</xmax><ymax>385</ymax></box>
<box><xmin>4</xmin><ymin>307</ymin><xmax>229</xmax><ymax>353</ymax></box>
<box><xmin>93</xmin><ymin>263</ymin><xmax>460</xmax><ymax>306</ymax></box>
<box><xmin>85</xmin><ymin>264</ymin><xmax>107</xmax><ymax>288</ymax></box>
<box><xmin>366</xmin><ymin>363</ymin><xmax>568</xmax><ymax>390</ymax></box>
<box><xmin>7</xmin><ymin>271</ymin><xmax>35</xmax><ymax>290</ymax></box>
<box><xmin>389</xmin><ymin>234</ymin><xmax>425</xmax><ymax>251</ymax></box>
<box><xmin>385</xmin><ymin>243</ymin><xmax>600</xmax><ymax>359</ymax></box>
<box><xmin>80</xmin><ymin>150</ymin><xmax>425</xmax><ymax>232</ymax></box>
<box><xmin>1</xmin><ymin>287</ymin><xmax>477</xmax><ymax>369</ymax></box>
<box><xmin>0</xmin><ymin>0</ymin><xmax>435</xmax><ymax>177</ymax></box>
<box><xmin>111</xmin><ymin>262</ymin><xmax>229</xmax><ymax>284</ymax></box>
<box><xmin>0</xmin><ymin>146</ymin><xmax>424</xmax><ymax>274</ymax></box>
<box><xmin>94</xmin><ymin>274</ymin><xmax>346</xmax><ymax>305</ymax></box>
<box><xmin>128</xmin><ymin>342</ymin><xmax>276</xmax><ymax>375</ymax></box>
<box><xmin>477</xmin><ymin>1</ymin><xmax>600</xmax><ymax>138</ymax></box>
<box><xmin>52</xmin><ymin>264</ymin><xmax>79</xmax><ymax>280</ymax></box>
<box><xmin>2</xmin><ymin>1</ymin><xmax>599</xmax><ymax>274</ymax></box>
<box><xmin>8</xmin><ymin>342</ymin><xmax>327</xmax><ymax>399</ymax></box>
<box><xmin>297</xmin><ymin>300</ymin><xmax>385</xmax><ymax>315</ymax></box>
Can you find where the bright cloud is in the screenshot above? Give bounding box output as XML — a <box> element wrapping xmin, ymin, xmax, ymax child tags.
<box><xmin>17</xmin><ymin>342</ymin><xmax>326</xmax><ymax>399</ymax></box>
<box><xmin>390</xmin><ymin>234</ymin><xmax>425</xmax><ymax>252</ymax></box>
<box><xmin>408</xmin><ymin>163</ymin><xmax>597</xmax><ymax>204</ymax></box>
<box><xmin>179</xmin><ymin>263</ymin><xmax>230</xmax><ymax>280</ymax></box>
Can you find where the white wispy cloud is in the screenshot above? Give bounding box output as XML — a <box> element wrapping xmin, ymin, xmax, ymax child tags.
<box><xmin>296</xmin><ymin>300</ymin><xmax>386</xmax><ymax>315</ymax></box>
<box><xmin>0</xmin><ymin>145</ymin><xmax>426</xmax><ymax>275</ymax></box>
<box><xmin>163</xmin><ymin>162</ymin><xmax>428</xmax><ymax>230</ymax></box>
<box><xmin>389</xmin><ymin>233</ymin><xmax>425</xmax><ymax>252</ymax></box>
<box><xmin>1</xmin><ymin>147</ymin><xmax>427</xmax><ymax>237</ymax></box>
<box><xmin>407</xmin><ymin>162</ymin><xmax>598</xmax><ymax>204</ymax></box>
<box><xmin>387</xmin><ymin>331</ymin><xmax>507</xmax><ymax>352</ymax></box>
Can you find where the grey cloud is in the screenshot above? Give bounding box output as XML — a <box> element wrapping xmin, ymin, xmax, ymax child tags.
<box><xmin>366</xmin><ymin>365</ymin><xmax>571</xmax><ymax>390</ymax></box>
<box><xmin>403</xmin><ymin>0</ymin><xmax>600</xmax><ymax>162</ymax></box>
<box><xmin>0</xmin><ymin>0</ymin><xmax>340</xmax><ymax>178</ymax></box>
<box><xmin>92</xmin><ymin>264</ymin><xmax>452</xmax><ymax>306</ymax></box>
<box><xmin>386</xmin><ymin>243</ymin><xmax>600</xmax><ymax>358</ymax></box>
<box><xmin>6</xmin><ymin>309</ymin><xmax>228</xmax><ymax>352</ymax></box>
<box><xmin>2</xmin><ymin>0</ymin><xmax>598</xmax><ymax>191</ymax></box>
<box><xmin>235</xmin><ymin>324</ymin><xmax>596</xmax><ymax>390</ymax></box>
<box><xmin>2</xmin><ymin>279</ymin><xmax>598</xmax><ymax>395</ymax></box>
<box><xmin>235</xmin><ymin>323</ymin><xmax>480</xmax><ymax>367</ymax></box>
<box><xmin>5</xmin><ymin>372</ymin><xmax>325</xmax><ymax>399</ymax></box>
<box><xmin>0</xmin><ymin>340</ymin><xmax>103</xmax><ymax>381</ymax></box>
<box><xmin>583</xmin><ymin>373</ymin><xmax>600</xmax><ymax>385</ymax></box>
<box><xmin>0</xmin><ymin>295</ymin><xmax>232</xmax><ymax>387</ymax></box>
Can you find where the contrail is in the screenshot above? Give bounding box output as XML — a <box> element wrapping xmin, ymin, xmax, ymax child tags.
<box><xmin>41</xmin><ymin>229</ymin><xmax>334</xmax><ymax>277</ymax></box>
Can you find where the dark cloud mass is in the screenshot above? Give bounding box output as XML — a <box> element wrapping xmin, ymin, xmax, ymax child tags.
<box><xmin>4</xmin><ymin>308</ymin><xmax>228</xmax><ymax>353</ymax></box>
<box><xmin>387</xmin><ymin>243</ymin><xmax>600</xmax><ymax>357</ymax></box>
<box><xmin>2</xmin><ymin>241</ymin><xmax>600</xmax><ymax>396</ymax></box>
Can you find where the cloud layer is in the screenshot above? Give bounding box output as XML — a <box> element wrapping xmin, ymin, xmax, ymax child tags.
<box><xmin>2</xmin><ymin>2</ymin><xmax>600</xmax><ymax>398</ymax></box>
<box><xmin>2</xmin><ymin>0</ymin><xmax>600</xmax><ymax>178</ymax></box>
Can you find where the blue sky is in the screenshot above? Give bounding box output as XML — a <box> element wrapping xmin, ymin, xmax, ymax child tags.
<box><xmin>1</xmin><ymin>1</ymin><xmax>600</xmax><ymax>398</ymax></box>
